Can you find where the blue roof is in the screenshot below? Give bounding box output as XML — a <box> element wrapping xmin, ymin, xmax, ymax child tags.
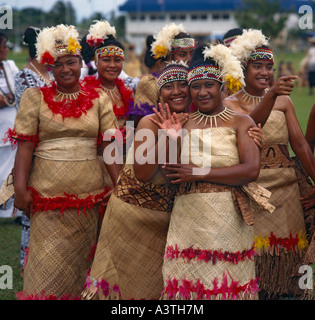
<box><xmin>119</xmin><ymin>0</ymin><xmax>313</xmax><ymax>12</ymax></box>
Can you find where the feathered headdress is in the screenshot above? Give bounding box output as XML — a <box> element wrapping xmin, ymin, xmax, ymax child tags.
<box><xmin>86</xmin><ymin>20</ymin><xmax>116</xmax><ymax>48</ymax></box>
<box><xmin>228</xmin><ymin>29</ymin><xmax>270</xmax><ymax>63</ymax></box>
<box><xmin>36</xmin><ymin>24</ymin><xmax>81</xmax><ymax>65</ymax></box>
<box><xmin>187</xmin><ymin>43</ymin><xmax>244</xmax><ymax>94</ymax></box>
<box><xmin>151</xmin><ymin>23</ymin><xmax>186</xmax><ymax>59</ymax></box>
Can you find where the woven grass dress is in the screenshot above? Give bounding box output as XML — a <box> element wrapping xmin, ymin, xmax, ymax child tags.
<box><xmin>11</xmin><ymin>83</ymin><xmax>116</xmax><ymax>299</ymax></box>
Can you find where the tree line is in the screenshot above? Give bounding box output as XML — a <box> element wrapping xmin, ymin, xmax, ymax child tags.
<box><xmin>5</xmin><ymin>1</ymin><xmax>125</xmax><ymax>46</ymax></box>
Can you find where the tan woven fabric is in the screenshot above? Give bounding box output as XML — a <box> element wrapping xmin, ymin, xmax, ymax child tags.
<box><xmin>251</xmin><ymin>110</ymin><xmax>308</xmax><ymax>297</ymax></box>
<box><xmin>14</xmin><ymin>87</ymin><xmax>116</xmax><ymax>298</ymax></box>
<box><xmin>24</xmin><ymin>208</ymin><xmax>98</xmax><ymax>297</ymax></box>
<box><xmin>162</xmin><ymin>127</ymin><xmax>258</xmax><ymax>300</ymax></box>
<box><xmin>134</xmin><ymin>74</ymin><xmax>162</xmax><ymax>112</ymax></box>
<box><xmin>81</xmin><ymin>145</ymin><xmax>175</xmax><ymax>300</ymax></box>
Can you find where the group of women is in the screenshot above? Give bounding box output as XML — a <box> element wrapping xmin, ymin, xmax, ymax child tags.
<box><xmin>1</xmin><ymin>20</ymin><xmax>314</xmax><ymax>300</ymax></box>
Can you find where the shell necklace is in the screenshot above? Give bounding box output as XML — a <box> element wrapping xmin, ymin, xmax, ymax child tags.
<box><xmin>190</xmin><ymin>106</ymin><xmax>235</xmax><ymax>127</ymax></box>
<box><xmin>29</xmin><ymin>62</ymin><xmax>52</xmax><ymax>85</ymax></box>
<box><xmin>241</xmin><ymin>88</ymin><xmax>266</xmax><ymax>106</ymax></box>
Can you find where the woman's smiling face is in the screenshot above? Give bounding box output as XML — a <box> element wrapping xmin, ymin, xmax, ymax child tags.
<box><xmin>51</xmin><ymin>55</ymin><xmax>82</xmax><ymax>91</ymax></box>
<box><xmin>160</xmin><ymin>80</ymin><xmax>191</xmax><ymax>113</ymax></box>
<box><xmin>97</xmin><ymin>51</ymin><xmax>123</xmax><ymax>84</ymax></box>
<box><xmin>244</xmin><ymin>60</ymin><xmax>274</xmax><ymax>93</ymax></box>
<box><xmin>189</xmin><ymin>79</ymin><xmax>222</xmax><ymax>114</ymax></box>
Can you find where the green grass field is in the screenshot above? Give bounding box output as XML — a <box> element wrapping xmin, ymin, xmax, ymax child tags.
<box><xmin>0</xmin><ymin>50</ymin><xmax>314</xmax><ymax>300</ymax></box>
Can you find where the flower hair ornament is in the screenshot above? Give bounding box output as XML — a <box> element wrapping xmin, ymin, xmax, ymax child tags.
<box><xmin>228</xmin><ymin>29</ymin><xmax>273</xmax><ymax>65</ymax></box>
<box><xmin>86</xmin><ymin>20</ymin><xmax>124</xmax><ymax>62</ymax></box>
<box><xmin>151</xmin><ymin>23</ymin><xmax>195</xmax><ymax>59</ymax></box>
<box><xmin>188</xmin><ymin>44</ymin><xmax>245</xmax><ymax>94</ymax></box>
<box><xmin>36</xmin><ymin>24</ymin><xmax>81</xmax><ymax>65</ymax></box>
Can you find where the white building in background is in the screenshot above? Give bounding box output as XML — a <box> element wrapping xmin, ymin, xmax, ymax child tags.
<box><xmin>118</xmin><ymin>0</ymin><xmax>313</xmax><ymax>54</ymax></box>
<box><xmin>119</xmin><ymin>0</ymin><xmax>239</xmax><ymax>53</ymax></box>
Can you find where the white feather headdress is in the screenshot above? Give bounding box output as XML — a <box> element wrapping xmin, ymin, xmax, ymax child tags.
<box><xmin>151</xmin><ymin>23</ymin><xmax>186</xmax><ymax>59</ymax></box>
<box><xmin>36</xmin><ymin>24</ymin><xmax>81</xmax><ymax>65</ymax></box>
<box><xmin>86</xmin><ymin>20</ymin><xmax>116</xmax><ymax>47</ymax></box>
<box><xmin>228</xmin><ymin>29</ymin><xmax>269</xmax><ymax>63</ymax></box>
<box><xmin>203</xmin><ymin>43</ymin><xmax>245</xmax><ymax>94</ymax></box>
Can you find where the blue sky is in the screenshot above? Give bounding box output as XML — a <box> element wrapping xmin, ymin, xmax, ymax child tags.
<box><xmin>1</xmin><ymin>0</ymin><xmax>127</xmax><ymax>21</ymax></box>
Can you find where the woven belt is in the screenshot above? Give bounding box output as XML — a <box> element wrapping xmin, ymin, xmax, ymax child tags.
<box><xmin>35</xmin><ymin>137</ymin><xmax>97</xmax><ymax>161</ymax></box>
<box><xmin>260</xmin><ymin>144</ymin><xmax>293</xmax><ymax>169</ymax></box>
<box><xmin>178</xmin><ymin>181</ymin><xmax>275</xmax><ymax>226</ymax></box>
<box><xmin>114</xmin><ymin>168</ymin><xmax>176</xmax><ymax>212</ymax></box>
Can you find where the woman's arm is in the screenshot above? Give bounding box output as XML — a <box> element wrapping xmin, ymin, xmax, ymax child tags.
<box><xmin>282</xmin><ymin>98</ymin><xmax>315</xmax><ymax>182</ymax></box>
<box><xmin>249</xmin><ymin>75</ymin><xmax>297</xmax><ymax>127</ymax></box>
<box><xmin>101</xmin><ymin>140</ymin><xmax>123</xmax><ymax>187</ymax></box>
<box><xmin>305</xmin><ymin>103</ymin><xmax>315</xmax><ymax>154</ymax></box>
<box><xmin>14</xmin><ymin>141</ymin><xmax>34</xmax><ymax>213</ymax></box>
<box><xmin>164</xmin><ymin>115</ymin><xmax>260</xmax><ymax>186</ymax></box>
<box><xmin>133</xmin><ymin>104</ymin><xmax>187</xmax><ymax>183</ymax></box>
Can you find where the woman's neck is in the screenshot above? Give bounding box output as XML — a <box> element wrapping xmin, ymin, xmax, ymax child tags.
<box><xmin>30</xmin><ymin>58</ymin><xmax>49</xmax><ymax>74</ymax></box>
<box><xmin>101</xmin><ymin>79</ymin><xmax>116</xmax><ymax>90</ymax></box>
<box><xmin>198</xmin><ymin>103</ymin><xmax>224</xmax><ymax>116</ymax></box>
<box><xmin>243</xmin><ymin>84</ymin><xmax>265</xmax><ymax>97</ymax></box>
<box><xmin>57</xmin><ymin>83</ymin><xmax>81</xmax><ymax>94</ymax></box>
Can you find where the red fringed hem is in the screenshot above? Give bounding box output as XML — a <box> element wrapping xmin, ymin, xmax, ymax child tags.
<box><xmin>163</xmin><ymin>274</ymin><xmax>260</xmax><ymax>300</ymax></box>
<box><xmin>165</xmin><ymin>244</ymin><xmax>257</xmax><ymax>265</ymax></box>
<box><xmin>40</xmin><ymin>80</ymin><xmax>100</xmax><ymax>119</ymax></box>
<box><xmin>2</xmin><ymin>128</ymin><xmax>39</xmax><ymax>149</ymax></box>
<box><xmin>83</xmin><ymin>270</ymin><xmax>121</xmax><ymax>299</ymax></box>
<box><xmin>16</xmin><ymin>291</ymin><xmax>81</xmax><ymax>300</ymax></box>
<box><xmin>29</xmin><ymin>186</ymin><xmax>112</xmax><ymax>215</ymax></box>
<box><xmin>254</xmin><ymin>231</ymin><xmax>308</xmax><ymax>254</ymax></box>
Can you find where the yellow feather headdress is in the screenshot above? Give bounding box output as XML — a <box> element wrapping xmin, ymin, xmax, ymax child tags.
<box><xmin>151</xmin><ymin>23</ymin><xmax>186</xmax><ymax>59</ymax></box>
<box><xmin>203</xmin><ymin>43</ymin><xmax>245</xmax><ymax>94</ymax></box>
<box><xmin>36</xmin><ymin>24</ymin><xmax>81</xmax><ymax>65</ymax></box>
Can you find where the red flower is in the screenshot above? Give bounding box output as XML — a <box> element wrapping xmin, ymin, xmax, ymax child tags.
<box><xmin>41</xmin><ymin>51</ymin><xmax>55</xmax><ymax>65</ymax></box>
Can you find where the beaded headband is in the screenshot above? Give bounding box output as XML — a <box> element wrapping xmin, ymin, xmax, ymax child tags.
<box><xmin>171</xmin><ymin>38</ymin><xmax>196</xmax><ymax>54</ymax></box>
<box><xmin>223</xmin><ymin>35</ymin><xmax>239</xmax><ymax>47</ymax></box>
<box><xmin>95</xmin><ymin>46</ymin><xmax>124</xmax><ymax>62</ymax></box>
<box><xmin>247</xmin><ymin>47</ymin><xmax>274</xmax><ymax>64</ymax></box>
<box><xmin>157</xmin><ymin>64</ymin><xmax>188</xmax><ymax>90</ymax></box>
<box><xmin>187</xmin><ymin>65</ymin><xmax>222</xmax><ymax>86</ymax></box>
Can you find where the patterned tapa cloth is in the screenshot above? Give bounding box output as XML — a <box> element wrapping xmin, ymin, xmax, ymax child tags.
<box><xmin>81</xmin><ymin>144</ymin><xmax>176</xmax><ymax>300</ymax></box>
<box><xmin>251</xmin><ymin>110</ymin><xmax>308</xmax><ymax>298</ymax></box>
<box><xmin>162</xmin><ymin>128</ymin><xmax>262</xmax><ymax>300</ymax></box>
<box><xmin>12</xmin><ymin>87</ymin><xmax>116</xmax><ymax>299</ymax></box>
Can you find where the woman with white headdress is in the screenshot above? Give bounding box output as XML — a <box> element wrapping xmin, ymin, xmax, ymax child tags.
<box><xmin>7</xmin><ymin>24</ymin><xmax>117</xmax><ymax>299</ymax></box>
<box><xmin>130</xmin><ymin>23</ymin><xmax>197</xmax><ymax>122</ymax></box>
<box><xmin>225</xmin><ymin>29</ymin><xmax>315</xmax><ymax>299</ymax></box>
<box><xmin>160</xmin><ymin>43</ymin><xmax>275</xmax><ymax>300</ymax></box>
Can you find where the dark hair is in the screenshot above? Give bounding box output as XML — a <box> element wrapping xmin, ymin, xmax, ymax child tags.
<box><xmin>23</xmin><ymin>27</ymin><xmax>40</xmax><ymax>59</ymax></box>
<box><xmin>174</xmin><ymin>32</ymin><xmax>193</xmax><ymax>40</ymax></box>
<box><xmin>80</xmin><ymin>34</ymin><xmax>94</xmax><ymax>63</ymax></box>
<box><xmin>143</xmin><ymin>35</ymin><xmax>167</xmax><ymax>69</ymax></box>
<box><xmin>0</xmin><ymin>32</ymin><xmax>8</xmax><ymax>46</ymax></box>
<box><xmin>80</xmin><ymin>34</ymin><xmax>97</xmax><ymax>75</ymax></box>
<box><xmin>100</xmin><ymin>34</ymin><xmax>124</xmax><ymax>51</ymax></box>
<box><xmin>223</xmin><ymin>28</ymin><xmax>243</xmax><ymax>41</ymax></box>
<box><xmin>189</xmin><ymin>43</ymin><xmax>218</xmax><ymax>70</ymax></box>
<box><xmin>144</xmin><ymin>35</ymin><xmax>156</xmax><ymax>69</ymax></box>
